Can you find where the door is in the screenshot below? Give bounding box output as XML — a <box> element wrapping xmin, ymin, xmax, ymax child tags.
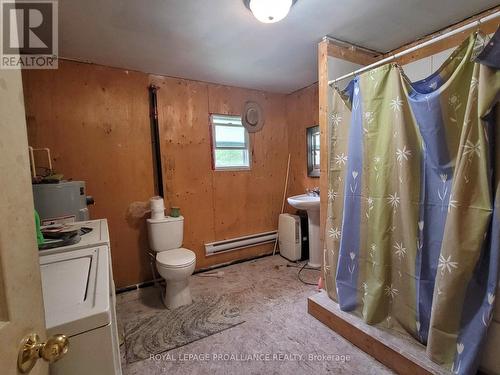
<box><xmin>0</xmin><ymin>69</ymin><xmax>48</xmax><ymax>374</ymax></box>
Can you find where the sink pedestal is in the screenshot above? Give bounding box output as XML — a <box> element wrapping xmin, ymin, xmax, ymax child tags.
<box><xmin>286</xmin><ymin>194</ymin><xmax>322</xmax><ymax>269</ymax></box>
<box><xmin>306</xmin><ymin>208</ymin><xmax>321</xmax><ymax>268</ymax></box>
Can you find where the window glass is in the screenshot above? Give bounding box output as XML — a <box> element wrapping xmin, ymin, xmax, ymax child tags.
<box><xmin>215</xmin><ymin>126</ymin><xmax>246</xmax><ymax>148</ymax></box>
<box><xmin>211</xmin><ymin>114</ymin><xmax>251</xmax><ymax>170</ymax></box>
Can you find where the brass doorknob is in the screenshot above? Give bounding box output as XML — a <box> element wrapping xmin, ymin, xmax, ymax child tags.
<box><xmin>18</xmin><ymin>333</ymin><xmax>69</xmax><ymax>373</ymax></box>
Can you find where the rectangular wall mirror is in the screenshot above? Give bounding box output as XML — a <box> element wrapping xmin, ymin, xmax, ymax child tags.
<box><xmin>307</xmin><ymin>125</ymin><xmax>320</xmax><ymax>177</ymax></box>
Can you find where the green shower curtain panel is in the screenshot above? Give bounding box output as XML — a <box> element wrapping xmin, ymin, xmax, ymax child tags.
<box><xmin>324</xmin><ymin>33</ymin><xmax>499</xmax><ymax>374</ymax></box>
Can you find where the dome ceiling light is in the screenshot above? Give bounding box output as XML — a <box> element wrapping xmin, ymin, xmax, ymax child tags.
<box><xmin>244</xmin><ymin>0</ymin><xmax>297</xmax><ymax>24</ymax></box>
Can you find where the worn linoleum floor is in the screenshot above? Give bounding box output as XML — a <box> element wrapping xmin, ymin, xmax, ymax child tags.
<box><xmin>117</xmin><ymin>255</ymin><xmax>393</xmax><ymax>375</ymax></box>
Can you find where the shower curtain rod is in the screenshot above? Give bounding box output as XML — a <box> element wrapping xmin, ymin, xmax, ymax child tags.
<box><xmin>328</xmin><ymin>10</ymin><xmax>500</xmax><ymax>86</ymax></box>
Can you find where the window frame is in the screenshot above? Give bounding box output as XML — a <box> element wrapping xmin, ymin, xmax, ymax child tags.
<box><xmin>307</xmin><ymin>125</ymin><xmax>320</xmax><ymax>178</ymax></box>
<box><xmin>210</xmin><ymin>114</ymin><xmax>252</xmax><ymax>171</ymax></box>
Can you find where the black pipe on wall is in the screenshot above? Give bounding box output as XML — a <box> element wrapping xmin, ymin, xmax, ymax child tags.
<box><xmin>148</xmin><ymin>84</ymin><xmax>164</xmax><ymax>198</ymax></box>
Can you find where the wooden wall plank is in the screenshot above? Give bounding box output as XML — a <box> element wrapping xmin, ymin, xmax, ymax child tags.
<box><xmin>23</xmin><ymin>60</ymin><xmax>292</xmax><ymax>287</ymax></box>
<box><xmin>308</xmin><ymin>297</ymin><xmax>433</xmax><ymax>375</ymax></box>
<box><xmin>149</xmin><ymin>76</ymin><xmax>217</xmax><ymax>271</ymax></box>
<box><xmin>207</xmin><ymin>85</ymin><xmax>289</xmax><ymax>245</ymax></box>
<box><xmin>285</xmin><ymin>83</ymin><xmax>319</xmax><ymax>204</ymax></box>
<box><xmin>23</xmin><ymin>62</ymin><xmax>154</xmax><ymax>287</ymax></box>
<box><xmin>326</xmin><ymin>42</ymin><xmax>380</xmax><ymax>65</ymax></box>
<box><xmin>318</xmin><ymin>40</ymin><xmax>330</xmax><ymax>253</ymax></box>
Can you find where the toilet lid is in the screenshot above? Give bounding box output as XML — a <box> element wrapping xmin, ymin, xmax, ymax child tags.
<box><xmin>156</xmin><ymin>248</ymin><xmax>196</xmax><ymax>268</ymax></box>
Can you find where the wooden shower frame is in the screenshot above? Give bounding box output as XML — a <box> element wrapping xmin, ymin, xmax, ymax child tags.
<box><xmin>318</xmin><ymin>6</ymin><xmax>500</xmax><ymax>256</ymax></box>
<box><xmin>314</xmin><ymin>6</ymin><xmax>499</xmax><ymax>374</ymax></box>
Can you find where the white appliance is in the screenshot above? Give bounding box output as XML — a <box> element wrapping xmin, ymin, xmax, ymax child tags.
<box><xmin>33</xmin><ymin>181</ymin><xmax>94</xmax><ymax>225</ymax></box>
<box><xmin>39</xmin><ymin>219</ymin><xmax>110</xmax><ymax>256</ymax></box>
<box><xmin>278</xmin><ymin>213</ymin><xmax>302</xmax><ymax>261</ymax></box>
<box><xmin>39</xmin><ymin>219</ymin><xmax>122</xmax><ymax>375</ymax></box>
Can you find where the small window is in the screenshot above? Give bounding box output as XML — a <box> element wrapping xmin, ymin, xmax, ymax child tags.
<box><xmin>307</xmin><ymin>125</ymin><xmax>320</xmax><ymax>177</ymax></box>
<box><xmin>211</xmin><ymin>114</ymin><xmax>251</xmax><ymax>170</ymax></box>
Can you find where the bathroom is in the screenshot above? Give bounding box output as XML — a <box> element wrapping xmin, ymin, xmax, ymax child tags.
<box><xmin>0</xmin><ymin>1</ymin><xmax>499</xmax><ymax>374</ymax></box>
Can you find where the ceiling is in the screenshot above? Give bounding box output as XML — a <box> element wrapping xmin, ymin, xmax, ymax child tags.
<box><xmin>60</xmin><ymin>0</ymin><xmax>498</xmax><ymax>93</ymax></box>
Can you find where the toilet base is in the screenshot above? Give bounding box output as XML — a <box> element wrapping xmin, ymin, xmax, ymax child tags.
<box><xmin>164</xmin><ymin>279</ymin><xmax>192</xmax><ymax>309</ymax></box>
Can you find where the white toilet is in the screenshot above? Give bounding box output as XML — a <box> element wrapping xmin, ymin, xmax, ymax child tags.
<box><xmin>147</xmin><ymin>215</ymin><xmax>196</xmax><ymax>309</ymax></box>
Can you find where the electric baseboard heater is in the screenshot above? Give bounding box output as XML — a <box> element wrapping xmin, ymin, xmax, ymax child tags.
<box><xmin>205</xmin><ymin>231</ymin><xmax>277</xmax><ymax>255</ymax></box>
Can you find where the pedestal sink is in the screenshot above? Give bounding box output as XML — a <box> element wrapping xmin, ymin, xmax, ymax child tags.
<box><xmin>287</xmin><ymin>194</ymin><xmax>321</xmax><ymax>268</ymax></box>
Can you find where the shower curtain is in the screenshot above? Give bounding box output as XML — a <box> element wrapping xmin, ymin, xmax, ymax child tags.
<box><xmin>323</xmin><ymin>33</ymin><xmax>499</xmax><ymax>374</ymax></box>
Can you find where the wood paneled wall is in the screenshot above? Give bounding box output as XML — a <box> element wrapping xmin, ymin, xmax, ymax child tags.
<box><xmin>23</xmin><ymin>62</ymin><xmax>155</xmax><ymax>288</ymax></box>
<box><xmin>285</xmin><ymin>83</ymin><xmax>319</xmax><ymax>203</ymax></box>
<box><xmin>23</xmin><ymin>59</ymin><xmax>296</xmax><ymax>288</ymax></box>
<box><xmin>149</xmin><ymin>74</ymin><xmax>289</xmax><ymax>273</ymax></box>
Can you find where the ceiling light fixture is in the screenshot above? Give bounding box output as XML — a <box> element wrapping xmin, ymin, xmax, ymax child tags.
<box><xmin>244</xmin><ymin>0</ymin><xmax>297</xmax><ymax>24</ymax></box>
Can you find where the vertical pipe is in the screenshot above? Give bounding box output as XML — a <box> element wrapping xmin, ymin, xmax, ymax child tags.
<box><xmin>148</xmin><ymin>85</ymin><xmax>164</xmax><ymax>198</ymax></box>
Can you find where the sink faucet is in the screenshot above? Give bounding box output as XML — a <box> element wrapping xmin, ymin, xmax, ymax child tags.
<box><xmin>306</xmin><ymin>187</ymin><xmax>320</xmax><ymax>197</ymax></box>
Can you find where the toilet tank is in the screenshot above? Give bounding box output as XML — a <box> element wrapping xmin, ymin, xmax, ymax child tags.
<box><xmin>146</xmin><ymin>216</ymin><xmax>184</xmax><ymax>252</ymax></box>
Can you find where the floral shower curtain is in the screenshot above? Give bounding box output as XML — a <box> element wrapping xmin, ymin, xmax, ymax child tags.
<box><xmin>324</xmin><ymin>33</ymin><xmax>499</xmax><ymax>374</ymax></box>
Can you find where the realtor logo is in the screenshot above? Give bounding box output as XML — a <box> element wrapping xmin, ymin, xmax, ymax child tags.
<box><xmin>1</xmin><ymin>0</ymin><xmax>58</xmax><ymax>69</ymax></box>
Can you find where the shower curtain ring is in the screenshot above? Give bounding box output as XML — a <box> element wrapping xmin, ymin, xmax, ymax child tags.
<box><xmin>475</xmin><ymin>18</ymin><xmax>482</xmax><ymax>34</ymax></box>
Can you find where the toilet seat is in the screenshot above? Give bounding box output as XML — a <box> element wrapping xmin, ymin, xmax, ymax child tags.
<box><xmin>156</xmin><ymin>248</ymin><xmax>196</xmax><ymax>269</ymax></box>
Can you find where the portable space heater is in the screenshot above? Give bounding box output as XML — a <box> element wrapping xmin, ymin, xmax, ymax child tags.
<box><xmin>33</xmin><ymin>181</ymin><xmax>94</xmax><ymax>225</ymax></box>
<box><xmin>278</xmin><ymin>213</ymin><xmax>303</xmax><ymax>261</ymax></box>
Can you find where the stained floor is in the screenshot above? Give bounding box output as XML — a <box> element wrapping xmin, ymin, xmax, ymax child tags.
<box><xmin>116</xmin><ymin>255</ymin><xmax>394</xmax><ymax>375</ymax></box>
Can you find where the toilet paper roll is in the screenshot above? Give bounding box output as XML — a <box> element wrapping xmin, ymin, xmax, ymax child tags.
<box><xmin>150</xmin><ymin>196</ymin><xmax>164</xmax><ymax>210</ymax></box>
<box><xmin>150</xmin><ymin>196</ymin><xmax>165</xmax><ymax>220</ymax></box>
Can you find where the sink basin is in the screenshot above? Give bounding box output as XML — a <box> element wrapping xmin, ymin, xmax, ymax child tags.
<box><xmin>287</xmin><ymin>194</ymin><xmax>321</xmax><ymax>269</ymax></box>
<box><xmin>287</xmin><ymin>194</ymin><xmax>320</xmax><ymax>211</ymax></box>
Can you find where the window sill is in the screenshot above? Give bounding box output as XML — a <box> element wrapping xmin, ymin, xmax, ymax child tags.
<box><xmin>214</xmin><ymin>167</ymin><xmax>252</xmax><ymax>172</ymax></box>
<box><xmin>308</xmin><ymin>170</ymin><xmax>320</xmax><ymax>178</ymax></box>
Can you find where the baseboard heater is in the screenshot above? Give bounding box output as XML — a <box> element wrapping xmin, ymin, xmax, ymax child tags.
<box><xmin>205</xmin><ymin>230</ymin><xmax>277</xmax><ymax>256</ymax></box>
